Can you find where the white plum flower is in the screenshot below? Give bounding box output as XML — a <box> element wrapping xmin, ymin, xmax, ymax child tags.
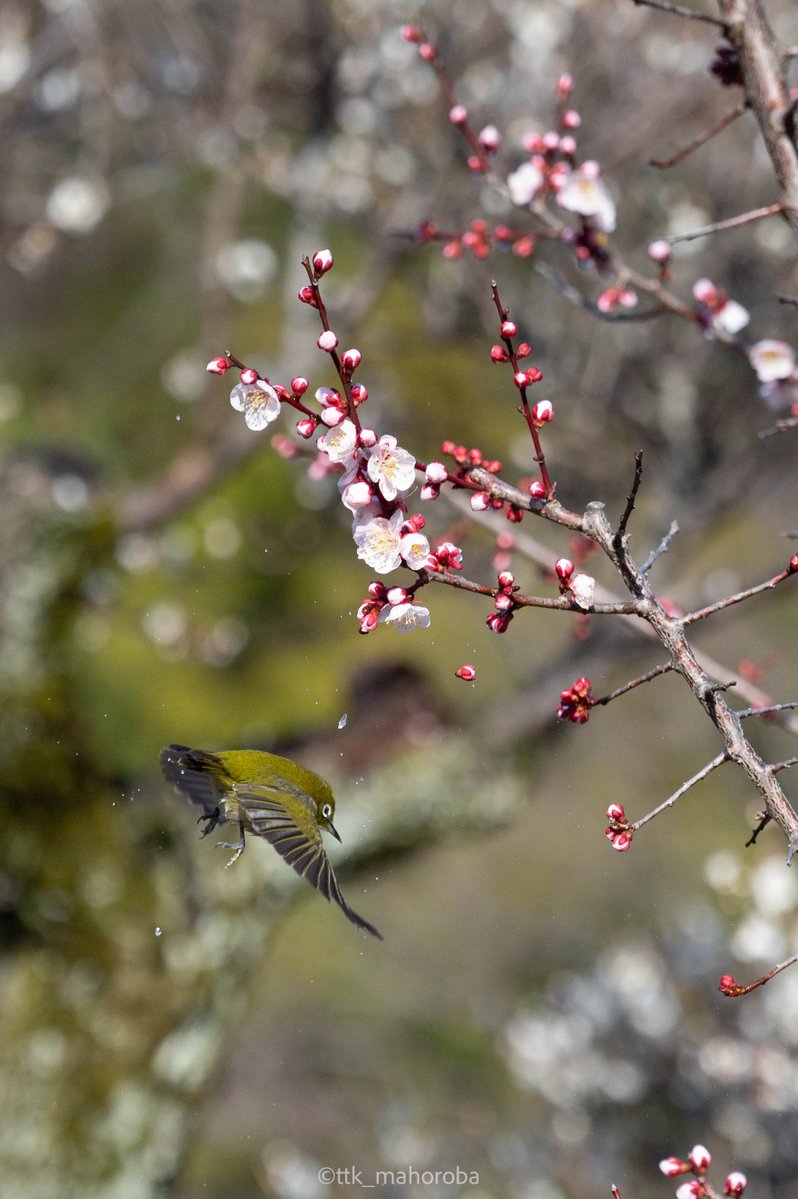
<box><xmin>569</xmin><ymin>572</ymin><xmax>595</xmax><ymax>610</ymax></box>
<box><xmin>353</xmin><ymin>511</ymin><xmax>404</xmax><ymax>573</ymax></box>
<box><xmin>229</xmin><ymin>379</ymin><xmax>281</xmax><ymax>431</ymax></box>
<box><xmin>507</xmin><ymin>161</ymin><xmax>544</xmax><ymax>206</ymax></box>
<box><xmin>380</xmin><ymin>602</ymin><xmax>431</xmax><ymax>633</ymax></box>
<box><xmin>399</xmin><ymin>531</ymin><xmax>430</xmax><ymax>570</ymax></box>
<box><xmin>366</xmin><ymin>435</ymin><xmax>416</xmax><ymax>501</ymax></box>
<box><xmin>712</xmin><ymin>299</ymin><xmax>749</xmax><ymax>336</ymax></box>
<box><xmin>557</xmin><ymin>161</ymin><xmax>616</xmax><ymax>232</ymax></box>
<box><xmin>318</xmin><ymin>417</ymin><xmax>359</xmax><ymax>465</ymax></box>
<box><xmin>748</xmin><ymin>339</ymin><xmax>796</xmax><ymax>382</ymax></box>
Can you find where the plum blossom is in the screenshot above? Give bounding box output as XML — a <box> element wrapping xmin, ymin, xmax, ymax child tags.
<box><xmin>229</xmin><ymin>379</ymin><xmax>281</xmax><ymax>431</ymax></box>
<box><xmin>367</xmin><ymin>435</ymin><xmax>416</xmax><ymax>500</ymax></box>
<box><xmin>748</xmin><ymin>339</ymin><xmax>796</xmax><ymax>383</ymax></box>
<box><xmin>569</xmin><ymin>572</ymin><xmax>595</xmax><ymax>610</ymax></box>
<box><xmin>353</xmin><ymin>511</ymin><xmax>404</xmax><ymax>573</ymax></box>
<box><xmin>557</xmin><ymin>161</ymin><xmax>616</xmax><ymax>232</ymax></box>
<box><xmin>380</xmin><ymin>602</ymin><xmax>431</xmax><ymax>633</ymax></box>
<box><xmin>507</xmin><ymin>160</ymin><xmax>544</xmax><ymax>206</ymax></box>
<box><xmin>318</xmin><ymin>417</ymin><xmax>359</xmax><ymax>465</ymax></box>
<box><xmin>399</xmin><ymin>531</ymin><xmax>431</xmax><ymax>569</ymax></box>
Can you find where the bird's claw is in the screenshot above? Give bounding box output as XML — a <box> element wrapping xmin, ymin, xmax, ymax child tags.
<box><xmin>216</xmin><ymin>839</ymin><xmax>245</xmax><ymax>868</ymax></box>
<box><xmin>197</xmin><ymin>808</ymin><xmax>221</xmax><ymax>838</ymax></box>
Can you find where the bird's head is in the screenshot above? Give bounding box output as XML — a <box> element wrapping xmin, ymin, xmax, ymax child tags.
<box><xmin>315</xmin><ymin>785</ymin><xmax>341</xmax><ymax>842</ymax></box>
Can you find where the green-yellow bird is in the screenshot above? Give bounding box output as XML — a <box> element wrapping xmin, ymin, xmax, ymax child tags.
<box><xmin>160</xmin><ymin>744</ymin><xmax>381</xmax><ymax>939</ymax></box>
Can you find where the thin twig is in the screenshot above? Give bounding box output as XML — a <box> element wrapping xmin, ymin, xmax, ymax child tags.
<box><xmin>664</xmin><ymin>203</ymin><xmax>783</xmax><ymax>245</ymax></box>
<box><xmin>746</xmin><ymin>810</ymin><xmax>771</xmax><ymax>846</ymax></box>
<box><xmin>738</xmin><ymin>701</ymin><xmax>798</xmax><ymax>719</ymax></box>
<box><xmin>616</xmin><ymin>452</ymin><xmax>644</xmax><ymax>544</ymax></box>
<box><xmin>683</xmin><ymin>565</ymin><xmax>795</xmax><ymax>624</ymax></box>
<box><xmin>641</xmin><ymin>521</ymin><xmax>679</xmax><ymax>573</ymax></box>
<box><xmin>631</xmin><ymin>0</ymin><xmax>726</xmax><ymax>25</ymax></box>
<box><xmin>594</xmin><ymin>662</ymin><xmax>674</xmax><ymax>705</ymax></box>
<box><xmin>632</xmin><ymin>753</ymin><xmax>729</xmax><ymax>831</ymax></box>
<box><xmin>721</xmin><ymin>953</ymin><xmax>798</xmax><ymax>996</ymax></box>
<box><xmin>650</xmin><ymin>102</ymin><xmax>746</xmax><ymax>169</ymax></box>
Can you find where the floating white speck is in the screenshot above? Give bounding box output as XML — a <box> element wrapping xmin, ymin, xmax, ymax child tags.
<box><xmin>154</xmin><ymin>927</ymin><xmax>163</xmax><ymax>937</ymax></box>
<box><xmin>337</xmin><ymin>713</ymin><xmax>348</xmax><ymax>729</ymax></box>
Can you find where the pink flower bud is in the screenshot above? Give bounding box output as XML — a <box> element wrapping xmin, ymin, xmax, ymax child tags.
<box><xmin>562</xmin><ymin>109</ymin><xmax>581</xmax><ymax>129</ymax></box>
<box><xmin>526</xmin><ymin>366</ymin><xmax>544</xmax><ymax>384</ymax></box>
<box><xmin>298</xmin><ymin>285</ymin><xmax>317</xmax><ymax>306</ymax></box>
<box><xmin>350</xmin><ymin>382</ymin><xmax>368</xmax><ymax>404</ymax></box>
<box><xmin>420</xmin><ymin>483</ymin><xmax>440</xmax><ymax>501</ymax></box>
<box><xmin>606</xmin><ymin>802</ymin><xmax>626</xmax><ymax>823</ymax></box>
<box><xmin>491</xmin><ymin>344</ymin><xmax>509</xmax><ymax>363</ymax></box>
<box><xmin>514</xmin><ymin>370</ymin><xmax>529</xmax><ymax>389</ymax></box>
<box><xmin>320</xmin><ymin>407</ymin><xmax>345</xmax><ymax>427</ymax></box>
<box><xmin>724</xmin><ymin>1172</ymin><xmax>747</xmax><ymax>1197</ymax></box>
<box><xmin>542</xmin><ymin>130</ymin><xmax>560</xmax><ymax>152</ymax></box>
<box><xmin>719</xmin><ymin>974</ymin><xmax>741</xmax><ymax>996</ymax></box>
<box><xmin>449</xmin><ymin>104</ymin><xmax>468</xmax><ymax>125</ymax></box>
<box><xmin>516</xmin><ymin>342</ymin><xmax>531</xmax><ymax>359</ymax></box>
<box><xmin>240</xmin><ymin>367</ymin><xmax>259</xmax><ymax>385</ymax></box>
<box><xmin>419</xmin><ymin>42</ymin><xmax>436</xmax><ymax>62</ymax></box>
<box><xmin>358</xmin><ymin>603</ymin><xmax>382</xmax><ymax>634</ymax></box>
<box><xmin>455</xmin><ymin>664</ymin><xmax>477</xmax><ymax>681</ymax></box>
<box><xmin>466</xmin><ymin>154</ymin><xmax>484</xmax><ymax>173</ymax></box>
<box><xmin>400</xmin><ymin>24</ymin><xmax>422</xmax><ymax>43</ymax></box>
<box><xmin>342</xmin><ymin>347</ymin><xmax>362</xmax><ymax>372</ymax></box>
<box><xmin>648</xmin><ymin>239</ymin><xmax>672</xmax><ymax>263</ymax></box>
<box><xmin>609</xmin><ymin>830</ymin><xmax>632</xmax><ymax>852</ymax></box>
<box><xmin>528</xmin><ymin>480</ymin><xmax>546</xmax><ymax>500</ymax></box>
<box><xmin>317</xmin><ymin>330</ymin><xmax>338</xmax><ymax>352</ymax></box>
<box><xmin>486</xmin><ymin>611</ymin><xmax>512</xmax><ymax>633</ymax></box>
<box><xmin>659</xmin><ymin>1158</ymin><xmax>688</xmax><ymax>1178</ymax></box>
<box><xmin>206</xmin><ymin>356</ymin><xmax>231</xmax><ymax>375</ymax></box>
<box><xmin>676</xmin><ymin>1183</ymin><xmax>704</xmax><ymax>1199</ymax></box>
<box><xmin>358</xmin><ymin>427</ymin><xmax>377</xmax><ymax>448</ymax></box>
<box><xmin>470</xmin><ymin>493</ymin><xmax>490</xmax><ymax>511</ymax></box>
<box><xmin>425</xmin><ymin>461</ymin><xmax>448</xmax><ymax>485</ymax></box>
<box><xmin>368</xmin><ymin>581</ymin><xmax>388</xmax><ymax>600</ymax></box>
<box><xmin>341</xmin><ymin>480</ymin><xmax>373</xmax><ymax>509</ymax></box>
<box><xmin>532</xmin><ymin>399</ymin><xmax>553</xmax><ymax>425</ymax></box>
<box><xmin>296</xmin><ymin>418</ymin><xmax>318</xmax><ymax>439</ymax></box>
<box><xmin>688</xmin><ymin>1146</ymin><xmax>711</xmax><ymax>1174</ymax></box>
<box><xmin>386</xmin><ymin>586</ymin><xmax>409</xmax><ymax>606</ymax></box>
<box><xmin>501</xmin><ymin>320</ymin><xmax>517</xmax><ymax>338</ymax></box>
<box><xmin>555</xmin><ymin>558</ymin><xmax>574</xmax><ymax>580</ymax></box>
<box><xmin>559</xmin><ymin>135</ymin><xmax>577</xmax><ymax>157</ymax></box>
<box><xmin>312</xmin><ymin>248</ymin><xmax>334</xmax><ymax>275</ymax></box>
<box><xmin>291</xmin><ymin>375</ymin><xmax>309</xmax><ymax>396</ymax></box>
<box><xmin>403</xmin><ymin>514</ymin><xmax>426</xmax><ymax>533</ymax></box>
<box><xmin>557</xmin><ymin>73</ymin><xmax>573</xmax><ymax>97</ymax></box>
<box><xmin>494</xmin><ymin>592</ymin><xmax>513</xmax><ymax>612</ymax></box>
<box><xmin>479</xmin><ymin>124</ymin><xmax>501</xmax><ymax>152</ymax></box>
<box><xmin>497</xmin><ymin>570</ymin><xmax>514</xmax><ymax>591</ymax></box>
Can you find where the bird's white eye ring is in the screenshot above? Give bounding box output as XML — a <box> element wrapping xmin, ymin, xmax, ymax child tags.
<box><xmin>322</xmin><ymin>803</ymin><xmax>333</xmax><ymax>819</ymax></box>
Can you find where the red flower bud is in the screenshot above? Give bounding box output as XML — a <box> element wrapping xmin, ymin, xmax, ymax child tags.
<box><xmin>455</xmin><ymin>664</ymin><xmax>477</xmax><ymax>681</ymax></box>
<box><xmin>206</xmin><ymin>356</ymin><xmax>231</xmax><ymax>375</ymax></box>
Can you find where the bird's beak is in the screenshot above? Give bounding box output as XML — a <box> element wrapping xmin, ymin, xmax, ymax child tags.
<box><xmin>328</xmin><ymin>820</ymin><xmax>342</xmax><ymax>843</ymax></box>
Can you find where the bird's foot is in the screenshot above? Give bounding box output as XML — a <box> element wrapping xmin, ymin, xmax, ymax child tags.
<box><xmin>197</xmin><ymin>808</ymin><xmax>221</xmax><ymax>838</ymax></box>
<box><xmin>217</xmin><ymin>839</ymin><xmax>245</xmax><ymax>868</ymax></box>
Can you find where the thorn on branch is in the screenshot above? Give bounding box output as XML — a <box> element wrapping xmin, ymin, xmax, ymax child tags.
<box><xmin>745</xmin><ymin>811</ymin><xmax>771</xmax><ymax>847</ymax></box>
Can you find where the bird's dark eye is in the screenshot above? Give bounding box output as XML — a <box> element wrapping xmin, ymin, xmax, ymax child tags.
<box><xmin>322</xmin><ymin>803</ymin><xmax>333</xmax><ymax>820</ymax></box>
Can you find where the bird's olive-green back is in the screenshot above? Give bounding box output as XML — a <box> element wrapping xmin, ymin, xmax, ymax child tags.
<box><xmin>214</xmin><ymin>749</ymin><xmax>336</xmax><ymax>826</ymax></box>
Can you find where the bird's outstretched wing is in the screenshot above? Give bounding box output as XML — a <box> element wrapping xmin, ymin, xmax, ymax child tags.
<box><xmin>160</xmin><ymin>744</ymin><xmax>228</xmax><ymax>829</ymax></box>
<box><xmin>235</xmin><ymin>783</ymin><xmax>382</xmax><ymax>939</ymax></box>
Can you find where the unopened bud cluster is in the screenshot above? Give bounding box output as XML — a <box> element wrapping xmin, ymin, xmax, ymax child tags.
<box><xmin>604</xmin><ymin>801</ymin><xmax>632</xmax><ymax>852</ymax></box>
<box><xmin>659</xmin><ymin>1145</ymin><xmax>745</xmax><ymax>1199</ymax></box>
<box><xmin>557</xmin><ymin>675</ymin><xmax>594</xmax><ymax>725</ymax></box>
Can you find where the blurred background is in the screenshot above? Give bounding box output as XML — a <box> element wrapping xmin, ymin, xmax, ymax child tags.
<box><xmin>2</xmin><ymin>0</ymin><xmax>798</xmax><ymax>1196</ymax></box>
